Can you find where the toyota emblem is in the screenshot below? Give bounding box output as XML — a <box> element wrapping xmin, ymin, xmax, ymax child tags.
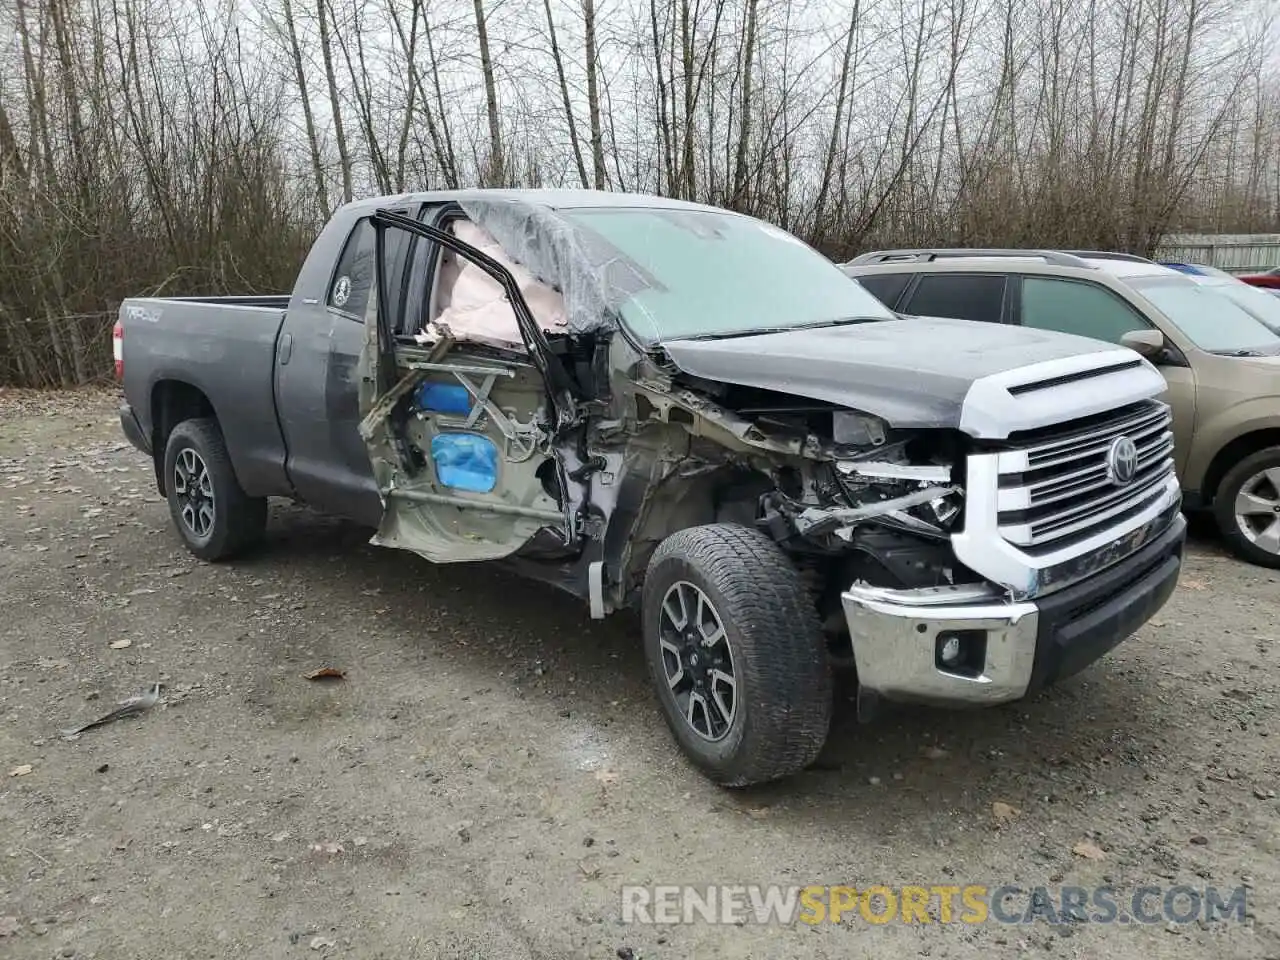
<box><xmin>1106</xmin><ymin>436</ymin><xmax>1138</xmax><ymax>486</ymax></box>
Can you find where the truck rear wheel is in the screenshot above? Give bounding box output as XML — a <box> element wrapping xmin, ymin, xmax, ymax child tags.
<box><xmin>642</xmin><ymin>523</ymin><xmax>833</xmax><ymax>787</ymax></box>
<box><xmin>1214</xmin><ymin>446</ymin><xmax>1280</xmax><ymax>568</ymax></box>
<box><xmin>163</xmin><ymin>418</ymin><xmax>267</xmax><ymax>561</ymax></box>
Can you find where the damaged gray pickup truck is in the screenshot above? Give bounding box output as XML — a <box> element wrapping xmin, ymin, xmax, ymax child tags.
<box><xmin>117</xmin><ymin>189</ymin><xmax>1187</xmax><ymax>786</ymax></box>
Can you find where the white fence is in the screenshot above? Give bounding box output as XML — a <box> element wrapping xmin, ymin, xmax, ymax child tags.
<box><xmin>1153</xmin><ymin>234</ymin><xmax>1280</xmax><ymax>274</ymax></box>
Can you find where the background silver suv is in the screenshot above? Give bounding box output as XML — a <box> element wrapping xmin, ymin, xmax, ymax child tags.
<box><xmin>840</xmin><ymin>250</ymin><xmax>1280</xmax><ymax>567</ymax></box>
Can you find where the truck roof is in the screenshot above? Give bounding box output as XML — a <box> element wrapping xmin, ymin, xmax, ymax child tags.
<box><xmin>340</xmin><ymin>188</ymin><xmax>730</xmax><ymax>216</ymax></box>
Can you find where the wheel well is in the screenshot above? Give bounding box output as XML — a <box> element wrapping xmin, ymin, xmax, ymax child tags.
<box><xmin>1201</xmin><ymin>429</ymin><xmax>1280</xmax><ymax>505</ymax></box>
<box><xmin>150</xmin><ymin>380</ymin><xmax>217</xmax><ymax>495</ymax></box>
<box><xmin>616</xmin><ymin>466</ymin><xmax>774</xmax><ymax>605</ymax></box>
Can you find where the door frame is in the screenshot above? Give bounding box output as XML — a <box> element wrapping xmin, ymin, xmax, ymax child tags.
<box><xmin>368</xmin><ymin>208</ymin><xmax>578</xmax><ymax>423</ymax></box>
<box><xmin>357</xmin><ymin>208</ymin><xmax>588</xmax><ymax>563</ymax></box>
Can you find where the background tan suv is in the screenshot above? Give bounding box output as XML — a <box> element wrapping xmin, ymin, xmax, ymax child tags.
<box><xmin>841</xmin><ymin>249</ymin><xmax>1280</xmax><ymax>567</ymax></box>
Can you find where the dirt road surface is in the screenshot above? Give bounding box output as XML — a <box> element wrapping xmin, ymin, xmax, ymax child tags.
<box><xmin>1</xmin><ymin>389</ymin><xmax>1277</xmax><ymax>959</ymax></box>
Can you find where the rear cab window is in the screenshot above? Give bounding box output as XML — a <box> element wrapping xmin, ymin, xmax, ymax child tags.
<box><xmin>902</xmin><ymin>274</ymin><xmax>1006</xmax><ymax>323</ymax></box>
<box><xmin>328</xmin><ymin>219</ymin><xmax>376</xmax><ymax>318</ymax></box>
<box><xmin>327</xmin><ymin>211</ymin><xmax>414</xmax><ymax>324</ymax></box>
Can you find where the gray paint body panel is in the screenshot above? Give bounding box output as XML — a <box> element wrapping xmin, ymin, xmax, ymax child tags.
<box><xmin>660</xmin><ymin>315</ymin><xmax>1124</xmax><ymax>430</ymax></box>
<box><xmin>121</xmin><ymin>298</ymin><xmax>292</xmax><ymax>497</ymax></box>
<box><xmin>276</xmin><ymin>202</ymin><xmax>386</xmax><ymax>525</ymax></box>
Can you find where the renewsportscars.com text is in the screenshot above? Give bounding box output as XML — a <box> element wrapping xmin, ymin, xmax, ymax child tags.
<box><xmin>620</xmin><ymin>884</ymin><xmax>1248</xmax><ymax>926</ymax></box>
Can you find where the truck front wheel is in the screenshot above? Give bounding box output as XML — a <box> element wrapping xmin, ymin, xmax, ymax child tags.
<box><xmin>163</xmin><ymin>418</ymin><xmax>267</xmax><ymax>561</ymax></box>
<box><xmin>642</xmin><ymin>524</ymin><xmax>833</xmax><ymax>787</ymax></box>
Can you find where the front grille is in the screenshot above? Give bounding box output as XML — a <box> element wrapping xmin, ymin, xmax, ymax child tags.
<box><xmin>996</xmin><ymin>400</ymin><xmax>1174</xmax><ymax>551</ymax></box>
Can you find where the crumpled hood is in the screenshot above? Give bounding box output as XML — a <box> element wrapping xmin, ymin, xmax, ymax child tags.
<box><xmin>661</xmin><ymin>315</ymin><xmax>1144</xmax><ymax>433</ymax></box>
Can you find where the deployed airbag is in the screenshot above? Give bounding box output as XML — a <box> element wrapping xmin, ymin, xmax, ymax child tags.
<box><xmin>429</xmin><ymin>220</ymin><xmax>567</xmax><ymax>351</ymax></box>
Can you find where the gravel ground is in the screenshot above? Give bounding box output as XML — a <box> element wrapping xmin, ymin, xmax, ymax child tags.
<box><xmin>1</xmin><ymin>388</ymin><xmax>1278</xmax><ymax>960</ymax></box>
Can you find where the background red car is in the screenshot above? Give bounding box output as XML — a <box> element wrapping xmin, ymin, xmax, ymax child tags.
<box><xmin>1238</xmin><ymin>268</ymin><xmax>1280</xmax><ymax>288</ymax></box>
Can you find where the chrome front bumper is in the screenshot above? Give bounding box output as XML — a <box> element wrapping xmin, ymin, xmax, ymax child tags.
<box><xmin>841</xmin><ymin>511</ymin><xmax>1186</xmax><ymax>707</ymax></box>
<box><xmin>841</xmin><ymin>583</ymin><xmax>1039</xmax><ymax>705</ymax></box>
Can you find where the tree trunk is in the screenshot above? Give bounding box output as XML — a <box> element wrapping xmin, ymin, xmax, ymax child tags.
<box><xmin>281</xmin><ymin>0</ymin><xmax>330</xmax><ymax>213</ymax></box>
<box><xmin>392</xmin><ymin>3</ymin><xmax>420</xmax><ymax>192</ymax></box>
<box><xmin>15</xmin><ymin>0</ymin><xmax>55</xmax><ymax>185</ymax></box>
<box><xmin>333</xmin><ymin>5</ymin><xmax>392</xmax><ymax>194</ymax></box>
<box><xmin>679</xmin><ymin>0</ymin><xmax>695</xmax><ymax>197</ymax></box>
<box><xmin>48</xmin><ymin>0</ymin><xmax>89</xmax><ymax>197</ymax></box>
<box><xmin>45</xmin><ymin>312</ymin><xmax>70</xmax><ymax>387</ymax></box>
<box><xmin>0</xmin><ymin>103</ymin><xmax>27</xmax><ymax>185</ymax></box>
<box><xmin>648</xmin><ymin>0</ymin><xmax>675</xmax><ymax>193</ymax></box>
<box><xmin>423</xmin><ymin>12</ymin><xmax>459</xmax><ymax>187</ymax></box>
<box><xmin>473</xmin><ymin>0</ymin><xmax>504</xmax><ymax>185</ymax></box>
<box><xmin>392</xmin><ymin>0</ymin><xmax>453</xmax><ymax>188</ymax></box>
<box><xmin>545</xmin><ymin>0</ymin><xmax>589</xmax><ymax>187</ymax></box>
<box><xmin>813</xmin><ymin>0</ymin><xmax>860</xmax><ymax>232</ymax></box>
<box><xmin>316</xmin><ymin>0</ymin><xmax>353</xmax><ymax>203</ymax></box>
<box><xmin>583</xmin><ymin>0</ymin><xmax>607</xmax><ymax>189</ymax></box>
<box><xmin>730</xmin><ymin>0</ymin><xmax>758</xmax><ymax>206</ymax></box>
<box><xmin>66</xmin><ymin>317</ymin><xmax>89</xmax><ymax>385</ymax></box>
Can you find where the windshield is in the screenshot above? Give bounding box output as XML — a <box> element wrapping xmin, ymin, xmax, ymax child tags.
<box><xmin>1202</xmin><ymin>278</ymin><xmax>1280</xmax><ymax>335</ymax></box>
<box><xmin>1127</xmin><ymin>277</ymin><xmax>1280</xmax><ymax>354</ymax></box>
<box><xmin>561</xmin><ymin>208</ymin><xmax>894</xmax><ymax>341</ymax></box>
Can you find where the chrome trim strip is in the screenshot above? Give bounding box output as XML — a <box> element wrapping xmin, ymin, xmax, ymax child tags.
<box><xmin>991</xmin><ymin>401</ymin><xmax>1176</xmax><ymax>550</ymax></box>
<box><xmin>837</xmin><ymin>460</ymin><xmax>953</xmax><ymax>483</ymax></box>
<box><xmin>1002</xmin><ymin>417</ymin><xmax>1169</xmax><ymax>474</ymax></box>
<box><xmin>997</xmin><ymin>434</ymin><xmax>1173</xmax><ymax>511</ymax></box>
<box><xmin>1001</xmin><ymin>462</ymin><xmax>1172</xmax><ymax>546</ymax></box>
<box><xmin>1016</xmin><ymin>404</ymin><xmax>1168</xmax><ymax>461</ymax></box>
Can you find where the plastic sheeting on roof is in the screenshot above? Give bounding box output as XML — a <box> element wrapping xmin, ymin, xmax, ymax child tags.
<box><xmin>458</xmin><ymin>197</ymin><xmax>653</xmax><ymax>336</ymax></box>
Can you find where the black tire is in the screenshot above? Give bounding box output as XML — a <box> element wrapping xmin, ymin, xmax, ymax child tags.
<box><xmin>642</xmin><ymin>523</ymin><xmax>833</xmax><ymax>787</ymax></box>
<box><xmin>1213</xmin><ymin>446</ymin><xmax>1280</xmax><ymax>569</ymax></box>
<box><xmin>163</xmin><ymin>418</ymin><xmax>267</xmax><ymax>561</ymax></box>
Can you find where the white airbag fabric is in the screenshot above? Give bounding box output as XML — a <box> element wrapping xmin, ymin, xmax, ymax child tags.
<box><xmin>429</xmin><ymin>220</ymin><xmax>567</xmax><ymax>352</ymax></box>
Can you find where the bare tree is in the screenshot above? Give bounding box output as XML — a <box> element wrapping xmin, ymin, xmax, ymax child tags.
<box><xmin>278</xmin><ymin>0</ymin><xmax>330</xmax><ymax>212</ymax></box>
<box><xmin>543</xmin><ymin>0</ymin><xmax>589</xmax><ymax>187</ymax></box>
<box><xmin>583</xmin><ymin>0</ymin><xmax>606</xmax><ymax>188</ymax></box>
<box><xmin>316</xmin><ymin>0</ymin><xmax>353</xmax><ymax>202</ymax></box>
<box><xmin>813</xmin><ymin>0</ymin><xmax>860</xmax><ymax>233</ymax></box>
<box><xmin>1</xmin><ymin>0</ymin><xmax>1277</xmax><ymax>386</ymax></box>
<box><xmin>729</xmin><ymin>0</ymin><xmax>758</xmax><ymax>206</ymax></box>
<box><xmin>473</xmin><ymin>0</ymin><xmax>504</xmax><ymax>184</ymax></box>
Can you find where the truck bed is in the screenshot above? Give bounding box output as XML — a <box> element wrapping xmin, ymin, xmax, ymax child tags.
<box><xmin>119</xmin><ymin>295</ymin><xmax>293</xmax><ymax>499</ymax></box>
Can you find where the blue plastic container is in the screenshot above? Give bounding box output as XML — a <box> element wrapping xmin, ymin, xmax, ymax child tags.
<box><xmin>414</xmin><ymin>382</ymin><xmax>473</xmax><ymax>416</ymax></box>
<box><xmin>431</xmin><ymin>433</ymin><xmax>499</xmax><ymax>493</ymax></box>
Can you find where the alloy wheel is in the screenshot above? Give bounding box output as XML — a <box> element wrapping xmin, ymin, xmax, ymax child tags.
<box><xmin>1234</xmin><ymin>466</ymin><xmax>1280</xmax><ymax>556</ymax></box>
<box><xmin>173</xmin><ymin>448</ymin><xmax>215</xmax><ymax>539</ymax></box>
<box><xmin>657</xmin><ymin>581</ymin><xmax>738</xmax><ymax>741</ymax></box>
